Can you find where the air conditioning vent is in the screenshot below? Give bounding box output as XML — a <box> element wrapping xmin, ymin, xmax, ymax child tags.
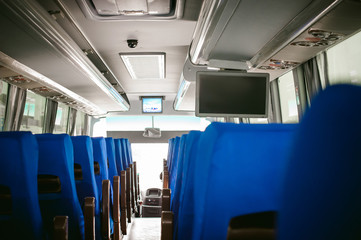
<box><xmin>291</xmin><ymin>29</ymin><xmax>344</xmax><ymax>48</ymax></box>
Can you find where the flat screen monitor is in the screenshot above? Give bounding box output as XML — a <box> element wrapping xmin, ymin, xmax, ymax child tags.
<box><xmin>142</xmin><ymin>97</ymin><xmax>163</xmax><ymax>113</ymax></box>
<box><xmin>196</xmin><ymin>71</ymin><xmax>269</xmax><ymax>117</ymax></box>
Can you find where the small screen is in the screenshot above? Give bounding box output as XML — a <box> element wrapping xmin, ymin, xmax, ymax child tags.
<box><xmin>142</xmin><ymin>97</ymin><xmax>162</xmax><ymax>113</ymax></box>
<box><xmin>196</xmin><ymin>71</ymin><xmax>269</xmax><ymax>117</ymax></box>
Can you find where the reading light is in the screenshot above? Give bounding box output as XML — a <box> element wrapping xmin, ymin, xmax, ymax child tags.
<box><xmin>120</xmin><ymin>53</ymin><xmax>165</xmax><ymax>79</ymax></box>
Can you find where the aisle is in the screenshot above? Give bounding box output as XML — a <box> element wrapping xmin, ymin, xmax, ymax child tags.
<box><xmin>124</xmin><ymin>217</ymin><xmax>161</xmax><ymax>240</ymax></box>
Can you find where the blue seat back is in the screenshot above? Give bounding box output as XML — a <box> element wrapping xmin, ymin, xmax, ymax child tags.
<box><xmin>125</xmin><ymin>139</ymin><xmax>133</xmax><ymax>164</ymax></box>
<box><xmin>167</xmin><ymin>138</ymin><xmax>174</xmax><ymax>169</ymax></box>
<box><xmin>71</xmin><ymin>136</ymin><xmax>99</xmax><ymax>209</ymax></box>
<box><xmin>175</xmin><ymin>131</ymin><xmax>202</xmax><ymax>240</ymax></box>
<box><xmin>278</xmin><ymin>84</ymin><xmax>361</xmax><ymax>240</ymax></box>
<box><xmin>0</xmin><ymin>131</ymin><xmax>43</xmax><ymax>240</ymax></box>
<box><xmin>169</xmin><ymin>136</ymin><xmax>180</xmax><ymax>183</ymax></box>
<box><xmin>105</xmin><ymin>137</ymin><xmax>119</xmax><ymax>185</ymax></box>
<box><xmin>193</xmin><ymin>123</ymin><xmax>297</xmax><ymax>240</ymax></box>
<box><xmin>92</xmin><ymin>137</ymin><xmax>110</xmax><ymax>198</ymax></box>
<box><xmin>36</xmin><ymin>134</ymin><xmax>84</xmax><ymax>240</ymax></box>
<box><xmin>114</xmin><ymin>139</ymin><xmax>125</xmax><ymax>173</ymax></box>
<box><xmin>120</xmin><ymin>139</ymin><xmax>130</xmax><ymax>169</ymax></box>
<box><xmin>170</xmin><ymin>134</ymin><xmax>187</xmax><ymax>208</ymax></box>
<box><xmin>71</xmin><ymin>136</ymin><xmax>102</xmax><ymax>240</ymax></box>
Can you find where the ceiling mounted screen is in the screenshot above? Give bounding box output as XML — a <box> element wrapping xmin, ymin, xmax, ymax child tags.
<box><xmin>120</xmin><ymin>53</ymin><xmax>165</xmax><ymax>80</ymax></box>
<box><xmin>142</xmin><ymin>97</ymin><xmax>163</xmax><ymax>113</ymax></box>
<box><xmin>196</xmin><ymin>71</ymin><xmax>269</xmax><ymax>117</ymax></box>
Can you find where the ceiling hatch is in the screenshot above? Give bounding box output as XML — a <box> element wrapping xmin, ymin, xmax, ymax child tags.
<box><xmin>88</xmin><ymin>0</ymin><xmax>175</xmax><ymax>17</ymax></box>
<box><xmin>120</xmin><ymin>53</ymin><xmax>166</xmax><ymax>80</ymax></box>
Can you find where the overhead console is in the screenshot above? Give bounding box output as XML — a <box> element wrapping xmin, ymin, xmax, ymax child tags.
<box><xmin>174</xmin><ymin>0</ymin><xmax>361</xmax><ymax>111</ymax></box>
<box><xmin>0</xmin><ymin>0</ymin><xmax>130</xmax><ymax>113</ymax></box>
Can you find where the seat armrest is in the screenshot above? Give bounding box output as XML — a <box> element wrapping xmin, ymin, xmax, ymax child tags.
<box><xmin>162</xmin><ymin>188</ymin><xmax>171</xmax><ymax>212</ymax></box>
<box><xmin>84</xmin><ymin>197</ymin><xmax>95</xmax><ymax>240</ymax></box>
<box><xmin>126</xmin><ymin>168</ymin><xmax>132</xmax><ymax>223</ymax></box>
<box><xmin>102</xmin><ymin>180</ymin><xmax>110</xmax><ymax>240</ymax></box>
<box><xmin>120</xmin><ymin>171</ymin><xmax>127</xmax><ymax>235</ymax></box>
<box><xmin>113</xmin><ymin>176</ymin><xmax>121</xmax><ymax>240</ymax></box>
<box><xmin>53</xmin><ymin>216</ymin><xmax>68</xmax><ymax>240</ymax></box>
<box><xmin>162</xmin><ymin>170</ymin><xmax>169</xmax><ymax>189</ymax></box>
<box><xmin>161</xmin><ymin>211</ymin><xmax>173</xmax><ymax>240</ymax></box>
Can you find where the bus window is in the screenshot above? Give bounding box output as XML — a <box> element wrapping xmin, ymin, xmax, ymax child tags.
<box><xmin>0</xmin><ymin>81</ymin><xmax>8</xmax><ymax>131</ymax></box>
<box><xmin>327</xmin><ymin>30</ymin><xmax>361</xmax><ymax>86</ymax></box>
<box><xmin>249</xmin><ymin>118</ymin><xmax>268</xmax><ymax>124</ymax></box>
<box><xmin>20</xmin><ymin>91</ymin><xmax>46</xmax><ymax>133</ymax></box>
<box><xmin>53</xmin><ymin>102</ymin><xmax>69</xmax><ymax>134</ymax></box>
<box><xmin>278</xmin><ymin>71</ymin><xmax>299</xmax><ymax>123</ymax></box>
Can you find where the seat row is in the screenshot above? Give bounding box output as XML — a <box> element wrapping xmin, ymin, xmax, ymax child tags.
<box><xmin>0</xmin><ymin>134</ymin><xmax>140</xmax><ymax>240</ymax></box>
<box><xmin>161</xmin><ymin>84</ymin><xmax>361</xmax><ymax>240</ymax></box>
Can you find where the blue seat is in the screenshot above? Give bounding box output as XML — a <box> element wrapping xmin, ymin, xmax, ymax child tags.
<box><xmin>91</xmin><ymin>137</ymin><xmax>110</xmax><ymax>198</ymax></box>
<box><xmin>278</xmin><ymin>84</ymin><xmax>361</xmax><ymax>240</ymax></box>
<box><xmin>170</xmin><ymin>134</ymin><xmax>187</xmax><ymax>208</ymax></box>
<box><xmin>36</xmin><ymin>133</ymin><xmax>84</xmax><ymax>240</ymax></box>
<box><xmin>120</xmin><ymin>139</ymin><xmax>130</xmax><ymax>169</ymax></box>
<box><xmin>167</xmin><ymin>138</ymin><xmax>175</xmax><ymax>170</ymax></box>
<box><xmin>0</xmin><ymin>131</ymin><xmax>43</xmax><ymax>240</ymax></box>
<box><xmin>92</xmin><ymin>137</ymin><xmax>114</xmax><ymax>233</ymax></box>
<box><xmin>125</xmin><ymin>139</ymin><xmax>133</xmax><ymax>165</ymax></box>
<box><xmin>176</xmin><ymin>131</ymin><xmax>202</xmax><ymax>240</ymax></box>
<box><xmin>105</xmin><ymin>137</ymin><xmax>119</xmax><ymax>185</ymax></box>
<box><xmin>192</xmin><ymin>123</ymin><xmax>297</xmax><ymax>240</ymax></box>
<box><xmin>114</xmin><ymin>139</ymin><xmax>125</xmax><ymax>174</ymax></box>
<box><xmin>71</xmin><ymin>136</ymin><xmax>101</xmax><ymax>240</ymax></box>
<box><xmin>169</xmin><ymin>136</ymin><xmax>180</xmax><ymax>188</ymax></box>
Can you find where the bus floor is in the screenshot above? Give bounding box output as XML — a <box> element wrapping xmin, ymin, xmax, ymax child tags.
<box><xmin>124</xmin><ymin>217</ymin><xmax>161</xmax><ymax>240</ymax></box>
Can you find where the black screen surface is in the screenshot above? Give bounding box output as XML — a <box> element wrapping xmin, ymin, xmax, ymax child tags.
<box><xmin>196</xmin><ymin>72</ymin><xmax>269</xmax><ymax>117</ymax></box>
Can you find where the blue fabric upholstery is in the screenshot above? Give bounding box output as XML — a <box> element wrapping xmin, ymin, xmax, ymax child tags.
<box><xmin>125</xmin><ymin>139</ymin><xmax>133</xmax><ymax>164</ymax></box>
<box><xmin>167</xmin><ymin>138</ymin><xmax>174</xmax><ymax>170</ymax></box>
<box><xmin>92</xmin><ymin>137</ymin><xmax>114</xmax><ymax>233</ymax></box>
<box><xmin>114</xmin><ymin>139</ymin><xmax>125</xmax><ymax>173</ymax></box>
<box><xmin>278</xmin><ymin>84</ymin><xmax>361</xmax><ymax>240</ymax></box>
<box><xmin>71</xmin><ymin>136</ymin><xmax>101</xmax><ymax>240</ymax></box>
<box><xmin>0</xmin><ymin>131</ymin><xmax>43</xmax><ymax>240</ymax></box>
<box><xmin>92</xmin><ymin>137</ymin><xmax>110</xmax><ymax>198</ymax></box>
<box><xmin>169</xmin><ymin>136</ymin><xmax>180</xmax><ymax>187</ymax></box>
<box><xmin>71</xmin><ymin>136</ymin><xmax>99</xmax><ymax>209</ymax></box>
<box><xmin>170</xmin><ymin>134</ymin><xmax>187</xmax><ymax>208</ymax></box>
<box><xmin>120</xmin><ymin>139</ymin><xmax>130</xmax><ymax>169</ymax></box>
<box><xmin>175</xmin><ymin>131</ymin><xmax>202</xmax><ymax>240</ymax></box>
<box><xmin>36</xmin><ymin>134</ymin><xmax>84</xmax><ymax>240</ymax></box>
<box><xmin>105</xmin><ymin>137</ymin><xmax>119</xmax><ymax>185</ymax></box>
<box><xmin>192</xmin><ymin>123</ymin><xmax>297</xmax><ymax>240</ymax></box>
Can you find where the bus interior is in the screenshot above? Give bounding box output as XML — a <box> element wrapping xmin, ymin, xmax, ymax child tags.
<box><xmin>0</xmin><ymin>0</ymin><xmax>361</xmax><ymax>239</ymax></box>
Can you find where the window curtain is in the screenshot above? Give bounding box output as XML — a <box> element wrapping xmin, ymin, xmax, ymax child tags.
<box><xmin>302</xmin><ymin>57</ymin><xmax>323</xmax><ymax>103</ymax></box>
<box><xmin>316</xmin><ymin>51</ymin><xmax>330</xmax><ymax>88</ymax></box>
<box><xmin>270</xmin><ymin>79</ymin><xmax>282</xmax><ymax>123</ymax></box>
<box><xmin>67</xmin><ymin>108</ymin><xmax>77</xmax><ymax>136</ymax></box>
<box><xmin>3</xmin><ymin>85</ymin><xmax>27</xmax><ymax>131</ymax></box>
<box><xmin>83</xmin><ymin>114</ymin><xmax>91</xmax><ymax>136</ymax></box>
<box><xmin>43</xmin><ymin>99</ymin><xmax>58</xmax><ymax>133</ymax></box>
<box><xmin>266</xmin><ymin>86</ymin><xmax>274</xmax><ymax>123</ymax></box>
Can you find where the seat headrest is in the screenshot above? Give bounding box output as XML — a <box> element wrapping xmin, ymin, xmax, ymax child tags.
<box><xmin>278</xmin><ymin>84</ymin><xmax>361</xmax><ymax>240</ymax></box>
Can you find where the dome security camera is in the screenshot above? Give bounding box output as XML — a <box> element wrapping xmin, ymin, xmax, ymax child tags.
<box><xmin>127</xmin><ymin>39</ymin><xmax>138</xmax><ymax>48</ymax></box>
